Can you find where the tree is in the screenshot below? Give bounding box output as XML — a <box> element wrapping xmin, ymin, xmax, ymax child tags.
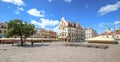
<box><xmin>23</xmin><ymin>23</ymin><xmax>36</xmax><ymax>41</ymax></box>
<box><xmin>5</xmin><ymin>19</ymin><xmax>35</xmax><ymax>46</ymax></box>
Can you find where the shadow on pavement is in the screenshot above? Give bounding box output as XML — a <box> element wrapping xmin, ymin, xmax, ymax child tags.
<box><xmin>15</xmin><ymin>43</ymin><xmax>49</xmax><ymax>48</ymax></box>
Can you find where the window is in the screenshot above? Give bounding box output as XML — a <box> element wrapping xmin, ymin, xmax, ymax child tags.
<box><xmin>0</xmin><ymin>30</ymin><xmax>2</xmax><ymax>33</ymax></box>
<box><xmin>1</xmin><ymin>26</ymin><xmax>4</xmax><ymax>28</ymax></box>
<box><xmin>64</xmin><ymin>33</ymin><xmax>66</xmax><ymax>36</ymax></box>
<box><xmin>4</xmin><ymin>30</ymin><xmax>6</xmax><ymax>33</ymax></box>
<box><xmin>117</xmin><ymin>36</ymin><xmax>118</xmax><ymax>38</ymax></box>
<box><xmin>69</xmin><ymin>34</ymin><xmax>70</xmax><ymax>36</ymax></box>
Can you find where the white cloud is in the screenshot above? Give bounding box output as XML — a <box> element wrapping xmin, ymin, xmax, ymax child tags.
<box><xmin>40</xmin><ymin>18</ymin><xmax>59</xmax><ymax>28</ymax></box>
<box><xmin>116</xmin><ymin>27</ymin><xmax>120</xmax><ymax>30</ymax></box>
<box><xmin>46</xmin><ymin>26</ymin><xmax>58</xmax><ymax>33</ymax></box>
<box><xmin>14</xmin><ymin>10</ymin><xmax>19</xmax><ymax>14</ymax></box>
<box><xmin>48</xmin><ymin>0</ymin><xmax>52</xmax><ymax>2</ymax></box>
<box><xmin>17</xmin><ymin>7</ymin><xmax>24</xmax><ymax>11</ymax></box>
<box><xmin>27</xmin><ymin>8</ymin><xmax>45</xmax><ymax>17</ymax></box>
<box><xmin>65</xmin><ymin>0</ymin><xmax>72</xmax><ymax>3</ymax></box>
<box><xmin>52</xmin><ymin>26</ymin><xmax>59</xmax><ymax>33</ymax></box>
<box><xmin>14</xmin><ymin>7</ymin><xmax>24</xmax><ymax>14</ymax></box>
<box><xmin>98</xmin><ymin>22</ymin><xmax>110</xmax><ymax>27</ymax></box>
<box><xmin>114</xmin><ymin>21</ymin><xmax>120</xmax><ymax>25</ymax></box>
<box><xmin>50</xmin><ymin>27</ymin><xmax>59</xmax><ymax>33</ymax></box>
<box><xmin>114</xmin><ymin>21</ymin><xmax>120</xmax><ymax>30</ymax></box>
<box><xmin>31</xmin><ymin>18</ymin><xmax>59</xmax><ymax>29</ymax></box>
<box><xmin>31</xmin><ymin>20</ymin><xmax>40</xmax><ymax>28</ymax></box>
<box><xmin>98</xmin><ymin>1</ymin><xmax>120</xmax><ymax>16</ymax></box>
<box><xmin>2</xmin><ymin>0</ymin><xmax>25</xmax><ymax>6</ymax></box>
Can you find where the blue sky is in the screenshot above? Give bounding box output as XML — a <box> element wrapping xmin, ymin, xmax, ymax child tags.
<box><xmin>0</xmin><ymin>0</ymin><xmax>120</xmax><ymax>34</ymax></box>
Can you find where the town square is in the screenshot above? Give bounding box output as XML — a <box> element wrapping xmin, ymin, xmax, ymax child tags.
<box><xmin>0</xmin><ymin>0</ymin><xmax>120</xmax><ymax>62</ymax></box>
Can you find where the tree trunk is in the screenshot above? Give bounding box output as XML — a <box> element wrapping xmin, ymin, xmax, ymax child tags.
<box><xmin>20</xmin><ymin>35</ymin><xmax>23</xmax><ymax>46</ymax></box>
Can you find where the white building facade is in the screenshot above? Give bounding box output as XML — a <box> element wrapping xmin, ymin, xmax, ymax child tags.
<box><xmin>58</xmin><ymin>17</ymin><xmax>85</xmax><ymax>42</ymax></box>
<box><xmin>30</xmin><ymin>28</ymin><xmax>57</xmax><ymax>38</ymax></box>
<box><xmin>85</xmin><ymin>28</ymin><xmax>98</xmax><ymax>39</ymax></box>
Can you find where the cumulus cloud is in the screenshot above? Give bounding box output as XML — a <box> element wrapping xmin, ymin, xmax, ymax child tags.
<box><xmin>2</xmin><ymin>0</ymin><xmax>25</xmax><ymax>6</ymax></box>
<box><xmin>65</xmin><ymin>0</ymin><xmax>72</xmax><ymax>3</ymax></box>
<box><xmin>27</xmin><ymin>8</ymin><xmax>45</xmax><ymax>17</ymax></box>
<box><xmin>98</xmin><ymin>1</ymin><xmax>120</xmax><ymax>16</ymax></box>
<box><xmin>114</xmin><ymin>21</ymin><xmax>120</xmax><ymax>25</ymax></box>
<box><xmin>31</xmin><ymin>18</ymin><xmax>59</xmax><ymax>29</ymax></box>
<box><xmin>40</xmin><ymin>18</ymin><xmax>59</xmax><ymax>28</ymax></box>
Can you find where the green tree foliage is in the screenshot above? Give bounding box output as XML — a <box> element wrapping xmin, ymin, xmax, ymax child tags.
<box><xmin>5</xmin><ymin>19</ymin><xmax>35</xmax><ymax>46</ymax></box>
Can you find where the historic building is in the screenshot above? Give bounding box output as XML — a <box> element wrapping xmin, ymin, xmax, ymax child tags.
<box><xmin>99</xmin><ymin>27</ymin><xmax>120</xmax><ymax>40</ymax></box>
<box><xmin>115</xmin><ymin>30</ymin><xmax>120</xmax><ymax>40</ymax></box>
<box><xmin>0</xmin><ymin>22</ymin><xmax>56</xmax><ymax>38</ymax></box>
<box><xmin>58</xmin><ymin>17</ymin><xmax>85</xmax><ymax>42</ymax></box>
<box><xmin>49</xmin><ymin>30</ymin><xmax>57</xmax><ymax>38</ymax></box>
<box><xmin>85</xmin><ymin>28</ymin><xmax>98</xmax><ymax>39</ymax></box>
<box><xmin>0</xmin><ymin>22</ymin><xmax>7</xmax><ymax>38</ymax></box>
<box><xmin>30</xmin><ymin>28</ymin><xmax>57</xmax><ymax>38</ymax></box>
<box><xmin>99</xmin><ymin>27</ymin><xmax>113</xmax><ymax>38</ymax></box>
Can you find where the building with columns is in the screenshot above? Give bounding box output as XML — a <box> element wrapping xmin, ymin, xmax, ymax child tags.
<box><xmin>85</xmin><ymin>28</ymin><xmax>98</xmax><ymax>39</ymax></box>
<box><xmin>0</xmin><ymin>22</ymin><xmax>7</xmax><ymax>38</ymax></box>
<box><xmin>58</xmin><ymin>17</ymin><xmax>85</xmax><ymax>42</ymax></box>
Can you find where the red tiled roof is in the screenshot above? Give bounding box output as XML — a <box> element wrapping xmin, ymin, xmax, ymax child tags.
<box><xmin>116</xmin><ymin>31</ymin><xmax>120</xmax><ymax>35</ymax></box>
<box><xmin>100</xmin><ymin>31</ymin><xmax>120</xmax><ymax>35</ymax></box>
<box><xmin>68</xmin><ymin>22</ymin><xmax>76</xmax><ymax>27</ymax></box>
<box><xmin>101</xmin><ymin>31</ymin><xmax>113</xmax><ymax>35</ymax></box>
<box><xmin>0</xmin><ymin>23</ymin><xmax>7</xmax><ymax>28</ymax></box>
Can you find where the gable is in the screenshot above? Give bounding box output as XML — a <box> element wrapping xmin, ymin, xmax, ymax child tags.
<box><xmin>58</xmin><ymin>17</ymin><xmax>68</xmax><ymax>29</ymax></box>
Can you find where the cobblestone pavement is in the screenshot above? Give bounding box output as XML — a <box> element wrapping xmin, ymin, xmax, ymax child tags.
<box><xmin>0</xmin><ymin>42</ymin><xmax>120</xmax><ymax>62</ymax></box>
